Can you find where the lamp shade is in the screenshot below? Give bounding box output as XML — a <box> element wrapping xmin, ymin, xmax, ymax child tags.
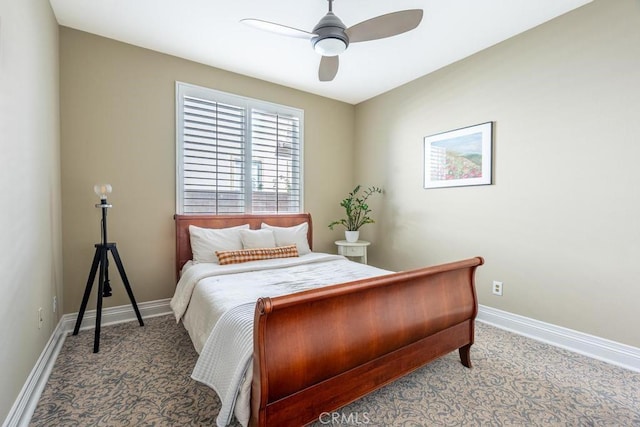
<box><xmin>94</xmin><ymin>184</ymin><xmax>112</xmax><ymax>200</ymax></box>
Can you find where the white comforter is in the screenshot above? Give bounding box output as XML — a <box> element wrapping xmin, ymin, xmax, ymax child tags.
<box><xmin>170</xmin><ymin>253</ymin><xmax>391</xmax><ymax>427</ymax></box>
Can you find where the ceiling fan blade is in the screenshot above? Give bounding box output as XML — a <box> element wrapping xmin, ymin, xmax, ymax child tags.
<box><xmin>345</xmin><ymin>9</ymin><xmax>423</xmax><ymax>43</ymax></box>
<box><xmin>240</xmin><ymin>19</ymin><xmax>314</xmax><ymax>40</ymax></box>
<box><xmin>319</xmin><ymin>56</ymin><xmax>339</xmax><ymax>82</ymax></box>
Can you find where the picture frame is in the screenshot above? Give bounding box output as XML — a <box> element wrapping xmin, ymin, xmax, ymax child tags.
<box><xmin>423</xmin><ymin>122</ymin><xmax>493</xmax><ymax>189</ymax></box>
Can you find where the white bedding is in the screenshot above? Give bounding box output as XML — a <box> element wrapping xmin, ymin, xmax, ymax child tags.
<box><xmin>170</xmin><ymin>252</ymin><xmax>392</xmax><ymax>427</ymax></box>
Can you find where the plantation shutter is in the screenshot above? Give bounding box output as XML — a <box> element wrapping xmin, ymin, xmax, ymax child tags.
<box><xmin>181</xmin><ymin>95</ymin><xmax>246</xmax><ymax>214</ymax></box>
<box><xmin>176</xmin><ymin>82</ymin><xmax>303</xmax><ymax>215</ymax></box>
<box><xmin>250</xmin><ymin>108</ymin><xmax>301</xmax><ymax>213</ymax></box>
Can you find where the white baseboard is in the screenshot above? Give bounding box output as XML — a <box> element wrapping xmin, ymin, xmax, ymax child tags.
<box><xmin>477</xmin><ymin>304</ymin><xmax>640</xmax><ymax>373</ymax></box>
<box><xmin>2</xmin><ymin>318</ymin><xmax>67</xmax><ymax>427</ymax></box>
<box><xmin>61</xmin><ymin>298</ymin><xmax>172</xmax><ymax>333</ymax></box>
<box><xmin>2</xmin><ymin>299</ymin><xmax>172</xmax><ymax>427</ymax></box>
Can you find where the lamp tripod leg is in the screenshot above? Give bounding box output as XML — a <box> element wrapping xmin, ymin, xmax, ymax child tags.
<box><xmin>110</xmin><ymin>245</ymin><xmax>144</xmax><ymax>327</ymax></box>
<box><xmin>73</xmin><ymin>246</ymin><xmax>101</xmax><ymax>335</ymax></box>
<box><xmin>94</xmin><ymin>247</ymin><xmax>108</xmax><ymax>353</ymax></box>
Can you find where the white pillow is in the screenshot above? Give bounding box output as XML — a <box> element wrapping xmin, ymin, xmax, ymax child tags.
<box><xmin>189</xmin><ymin>224</ymin><xmax>250</xmax><ymax>264</ymax></box>
<box><xmin>240</xmin><ymin>229</ymin><xmax>276</xmax><ymax>249</ymax></box>
<box><xmin>261</xmin><ymin>222</ymin><xmax>311</xmax><ymax>255</ymax></box>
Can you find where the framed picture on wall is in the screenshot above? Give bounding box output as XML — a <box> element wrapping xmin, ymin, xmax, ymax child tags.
<box><xmin>423</xmin><ymin>122</ymin><xmax>493</xmax><ymax>189</ymax></box>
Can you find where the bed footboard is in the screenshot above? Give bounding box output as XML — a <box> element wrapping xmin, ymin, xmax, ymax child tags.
<box><xmin>250</xmin><ymin>256</ymin><xmax>484</xmax><ymax>427</ymax></box>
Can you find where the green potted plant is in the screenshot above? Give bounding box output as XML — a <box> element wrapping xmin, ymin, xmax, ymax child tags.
<box><xmin>328</xmin><ymin>185</ymin><xmax>383</xmax><ymax>242</ymax></box>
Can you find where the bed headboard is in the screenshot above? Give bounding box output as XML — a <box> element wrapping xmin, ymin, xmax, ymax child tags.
<box><xmin>174</xmin><ymin>213</ymin><xmax>313</xmax><ymax>280</ymax></box>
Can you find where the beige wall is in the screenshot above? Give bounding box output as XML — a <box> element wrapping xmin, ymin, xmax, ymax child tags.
<box><xmin>354</xmin><ymin>0</ymin><xmax>640</xmax><ymax>347</ymax></box>
<box><xmin>59</xmin><ymin>28</ymin><xmax>355</xmax><ymax>313</ymax></box>
<box><xmin>0</xmin><ymin>0</ymin><xmax>61</xmax><ymax>421</ymax></box>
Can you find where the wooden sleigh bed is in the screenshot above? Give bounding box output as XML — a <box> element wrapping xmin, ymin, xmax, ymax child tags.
<box><xmin>174</xmin><ymin>213</ymin><xmax>483</xmax><ymax>427</ymax></box>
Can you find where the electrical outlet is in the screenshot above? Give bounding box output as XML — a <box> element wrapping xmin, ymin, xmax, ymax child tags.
<box><xmin>492</xmin><ymin>281</ymin><xmax>503</xmax><ymax>296</ymax></box>
<box><xmin>38</xmin><ymin>308</ymin><xmax>43</xmax><ymax>329</ymax></box>
<box><xmin>53</xmin><ymin>296</ymin><xmax>57</xmax><ymax>314</ymax></box>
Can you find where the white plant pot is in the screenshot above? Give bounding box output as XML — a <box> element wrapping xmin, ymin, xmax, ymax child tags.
<box><xmin>345</xmin><ymin>230</ymin><xmax>360</xmax><ymax>243</ymax></box>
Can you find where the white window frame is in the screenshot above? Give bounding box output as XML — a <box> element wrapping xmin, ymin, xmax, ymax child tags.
<box><xmin>176</xmin><ymin>81</ymin><xmax>304</xmax><ymax>214</ymax></box>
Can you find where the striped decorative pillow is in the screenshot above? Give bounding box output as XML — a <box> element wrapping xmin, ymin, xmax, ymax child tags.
<box><xmin>216</xmin><ymin>244</ymin><xmax>299</xmax><ymax>265</ymax></box>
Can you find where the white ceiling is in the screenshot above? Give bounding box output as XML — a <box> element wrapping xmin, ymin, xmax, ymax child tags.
<box><xmin>49</xmin><ymin>0</ymin><xmax>592</xmax><ymax>105</ymax></box>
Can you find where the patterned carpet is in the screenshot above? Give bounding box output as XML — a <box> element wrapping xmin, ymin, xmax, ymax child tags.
<box><xmin>30</xmin><ymin>315</ymin><xmax>640</xmax><ymax>426</ymax></box>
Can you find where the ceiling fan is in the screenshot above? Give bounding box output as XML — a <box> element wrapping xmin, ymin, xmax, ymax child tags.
<box><xmin>241</xmin><ymin>0</ymin><xmax>423</xmax><ymax>82</ymax></box>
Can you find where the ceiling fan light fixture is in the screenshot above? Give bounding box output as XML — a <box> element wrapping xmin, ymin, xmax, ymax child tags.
<box><xmin>313</xmin><ymin>37</ymin><xmax>347</xmax><ymax>56</ymax></box>
<box><xmin>241</xmin><ymin>0</ymin><xmax>423</xmax><ymax>82</ymax></box>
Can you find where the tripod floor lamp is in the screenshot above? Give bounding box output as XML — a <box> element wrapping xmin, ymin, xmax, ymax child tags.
<box><xmin>73</xmin><ymin>184</ymin><xmax>144</xmax><ymax>352</ymax></box>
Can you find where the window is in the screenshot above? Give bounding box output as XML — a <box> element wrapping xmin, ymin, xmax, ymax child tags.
<box><xmin>176</xmin><ymin>82</ymin><xmax>303</xmax><ymax>214</ymax></box>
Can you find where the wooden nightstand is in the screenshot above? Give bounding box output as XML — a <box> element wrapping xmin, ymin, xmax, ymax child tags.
<box><xmin>335</xmin><ymin>240</ymin><xmax>370</xmax><ymax>264</ymax></box>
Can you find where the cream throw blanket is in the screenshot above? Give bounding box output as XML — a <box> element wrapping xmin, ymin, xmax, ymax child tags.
<box><xmin>170</xmin><ymin>253</ymin><xmax>391</xmax><ymax>427</ymax></box>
